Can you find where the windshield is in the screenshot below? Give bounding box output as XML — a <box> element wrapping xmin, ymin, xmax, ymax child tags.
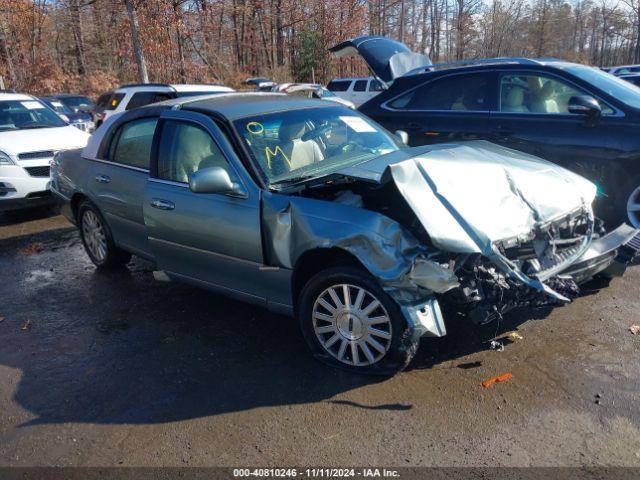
<box><xmin>234</xmin><ymin>106</ymin><xmax>401</xmax><ymax>186</ymax></box>
<box><xmin>45</xmin><ymin>99</ymin><xmax>74</xmax><ymax>115</ymax></box>
<box><xmin>0</xmin><ymin>100</ymin><xmax>67</xmax><ymax>130</ymax></box>
<box><xmin>60</xmin><ymin>96</ymin><xmax>94</xmax><ymax>111</ymax></box>
<box><xmin>564</xmin><ymin>65</ymin><xmax>640</xmax><ymax>109</ymax></box>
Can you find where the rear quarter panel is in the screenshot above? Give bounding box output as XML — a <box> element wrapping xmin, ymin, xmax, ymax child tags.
<box><xmin>51</xmin><ymin>148</ymin><xmax>92</xmax><ymax>223</ymax></box>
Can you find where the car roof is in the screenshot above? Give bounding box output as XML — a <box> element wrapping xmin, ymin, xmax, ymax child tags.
<box><xmin>0</xmin><ymin>93</ymin><xmax>34</xmax><ymax>101</ymax></box>
<box><xmin>399</xmin><ymin>58</ymin><xmax>584</xmax><ymax>79</ymax></box>
<box><xmin>42</xmin><ymin>93</ymin><xmax>90</xmax><ymax>98</ymax></box>
<box><xmin>328</xmin><ymin>77</ymin><xmax>372</xmax><ymax>82</ymax></box>
<box><xmin>178</xmin><ymin>92</ymin><xmax>337</xmax><ymax>120</ymax></box>
<box><xmin>170</xmin><ymin>84</ymin><xmax>233</xmax><ymax>92</ymax></box>
<box><xmin>114</xmin><ymin>83</ymin><xmax>233</xmax><ymax>93</ymax></box>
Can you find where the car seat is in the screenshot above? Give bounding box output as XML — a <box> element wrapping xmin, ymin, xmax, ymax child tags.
<box><xmin>502</xmin><ymin>86</ymin><xmax>529</xmax><ymax>113</ymax></box>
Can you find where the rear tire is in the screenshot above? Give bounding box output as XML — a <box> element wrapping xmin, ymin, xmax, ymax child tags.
<box><xmin>78</xmin><ymin>201</ymin><xmax>131</xmax><ymax>269</ymax></box>
<box><xmin>297</xmin><ymin>266</ymin><xmax>418</xmax><ymax>376</ymax></box>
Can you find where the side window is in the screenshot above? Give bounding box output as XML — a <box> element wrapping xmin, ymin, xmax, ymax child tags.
<box><xmin>353</xmin><ymin>80</ymin><xmax>368</xmax><ymax>92</ymax></box>
<box><xmin>326</xmin><ymin>80</ymin><xmax>351</xmax><ymax>92</ymax></box>
<box><xmin>156</xmin><ymin>120</ymin><xmax>236</xmax><ymax>185</ymax></box>
<box><xmin>126</xmin><ymin>92</ymin><xmax>156</xmax><ymax>110</ymax></box>
<box><xmin>109</xmin><ymin>117</ymin><xmax>158</xmax><ymax>169</ymax></box>
<box><xmin>499</xmin><ymin>74</ymin><xmax>614</xmax><ymax>115</ymax></box>
<box><xmin>105</xmin><ymin>93</ymin><xmax>125</xmax><ymax>110</ymax></box>
<box><xmin>389</xmin><ymin>73</ymin><xmax>490</xmax><ymax>111</ymax></box>
<box><xmin>369</xmin><ymin>79</ymin><xmax>383</xmax><ymax>92</ymax></box>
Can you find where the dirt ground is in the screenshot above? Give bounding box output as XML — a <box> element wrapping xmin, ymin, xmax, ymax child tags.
<box><xmin>0</xmin><ymin>208</ymin><xmax>639</xmax><ymax>467</ymax></box>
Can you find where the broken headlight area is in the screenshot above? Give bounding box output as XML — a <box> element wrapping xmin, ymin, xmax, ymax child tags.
<box><xmin>496</xmin><ymin>207</ymin><xmax>594</xmax><ymax>279</ymax></box>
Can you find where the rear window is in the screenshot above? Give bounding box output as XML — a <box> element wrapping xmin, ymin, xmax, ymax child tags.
<box><xmin>369</xmin><ymin>80</ymin><xmax>383</xmax><ymax>92</ymax></box>
<box><xmin>96</xmin><ymin>93</ymin><xmax>112</xmax><ymax>109</ymax></box>
<box><xmin>105</xmin><ymin>93</ymin><xmax>126</xmax><ymax>110</ymax></box>
<box><xmin>126</xmin><ymin>92</ymin><xmax>173</xmax><ymax>110</ymax></box>
<box><xmin>326</xmin><ymin>80</ymin><xmax>352</xmax><ymax>92</ymax></box>
<box><xmin>108</xmin><ymin>117</ymin><xmax>158</xmax><ymax>169</ymax></box>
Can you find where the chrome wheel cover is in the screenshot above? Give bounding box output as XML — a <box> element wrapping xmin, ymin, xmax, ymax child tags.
<box><xmin>82</xmin><ymin>210</ymin><xmax>107</xmax><ymax>262</ymax></box>
<box><xmin>312</xmin><ymin>284</ymin><xmax>392</xmax><ymax>367</ymax></box>
<box><xmin>628</xmin><ymin>185</ymin><xmax>640</xmax><ymax>228</ymax></box>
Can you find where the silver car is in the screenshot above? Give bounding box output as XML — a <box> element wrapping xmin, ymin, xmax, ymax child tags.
<box><xmin>51</xmin><ymin>93</ymin><xmax>640</xmax><ymax>374</ymax></box>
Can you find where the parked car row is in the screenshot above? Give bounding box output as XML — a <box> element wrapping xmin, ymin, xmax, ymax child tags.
<box><xmin>92</xmin><ymin>83</ymin><xmax>235</xmax><ymax>128</ymax></box>
<box><xmin>3</xmin><ymin>41</ymin><xmax>640</xmax><ymax>374</ymax></box>
<box><xmin>0</xmin><ymin>93</ymin><xmax>90</xmax><ymax>211</ymax></box>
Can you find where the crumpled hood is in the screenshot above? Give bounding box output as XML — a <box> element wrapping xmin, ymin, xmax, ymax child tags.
<box><xmin>0</xmin><ymin>126</ymin><xmax>90</xmax><ymax>158</ymax></box>
<box><xmin>338</xmin><ymin>141</ymin><xmax>597</xmax><ymax>254</ymax></box>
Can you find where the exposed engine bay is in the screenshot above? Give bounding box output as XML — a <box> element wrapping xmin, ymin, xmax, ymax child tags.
<box><xmin>286</xmin><ymin>173</ymin><xmax>620</xmax><ymax>326</ymax></box>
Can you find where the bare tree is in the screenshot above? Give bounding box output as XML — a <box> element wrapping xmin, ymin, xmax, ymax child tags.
<box><xmin>124</xmin><ymin>0</ymin><xmax>149</xmax><ymax>83</ymax></box>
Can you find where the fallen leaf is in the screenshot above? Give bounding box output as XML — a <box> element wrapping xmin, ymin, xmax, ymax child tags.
<box><xmin>18</xmin><ymin>243</ymin><xmax>44</xmax><ymax>255</ymax></box>
<box><xmin>0</xmin><ymin>316</ymin><xmax>4</xmax><ymax>322</ymax></box>
<box><xmin>481</xmin><ymin>372</ymin><xmax>513</xmax><ymax>388</ymax></box>
<box><xmin>21</xmin><ymin>320</ymin><xmax>31</xmax><ymax>331</ymax></box>
<box><xmin>505</xmin><ymin>331</ymin><xmax>523</xmax><ymax>341</ymax></box>
<box><xmin>630</xmin><ymin>325</ymin><xmax>640</xmax><ymax>335</ymax></box>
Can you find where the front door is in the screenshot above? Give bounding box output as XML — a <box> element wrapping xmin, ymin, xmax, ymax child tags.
<box><xmin>143</xmin><ymin>110</ymin><xmax>266</xmax><ymax>302</ymax></box>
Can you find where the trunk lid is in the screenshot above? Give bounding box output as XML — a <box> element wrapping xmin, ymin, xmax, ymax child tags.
<box><xmin>329</xmin><ymin>36</ymin><xmax>431</xmax><ymax>86</ymax></box>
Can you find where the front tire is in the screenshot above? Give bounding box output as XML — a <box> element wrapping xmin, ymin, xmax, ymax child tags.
<box><xmin>297</xmin><ymin>266</ymin><xmax>418</xmax><ymax>375</ymax></box>
<box><xmin>78</xmin><ymin>201</ymin><xmax>131</xmax><ymax>269</ymax></box>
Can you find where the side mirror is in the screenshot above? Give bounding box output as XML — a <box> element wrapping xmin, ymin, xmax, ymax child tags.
<box><xmin>568</xmin><ymin>95</ymin><xmax>601</xmax><ymax>119</ymax></box>
<box><xmin>395</xmin><ymin>130</ymin><xmax>409</xmax><ymax>145</ymax></box>
<box><xmin>189</xmin><ymin>167</ymin><xmax>245</xmax><ymax>197</ymax></box>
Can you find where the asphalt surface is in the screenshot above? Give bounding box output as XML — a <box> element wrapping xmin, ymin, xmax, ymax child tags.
<box><xmin>0</xmin><ymin>208</ymin><xmax>639</xmax><ymax>467</ymax></box>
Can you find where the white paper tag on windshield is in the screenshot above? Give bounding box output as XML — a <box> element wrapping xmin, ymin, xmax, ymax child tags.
<box><xmin>51</xmin><ymin>101</ymin><xmax>64</xmax><ymax>107</ymax></box>
<box><xmin>21</xmin><ymin>101</ymin><xmax>45</xmax><ymax>110</ymax></box>
<box><xmin>339</xmin><ymin>116</ymin><xmax>376</xmax><ymax>133</ymax></box>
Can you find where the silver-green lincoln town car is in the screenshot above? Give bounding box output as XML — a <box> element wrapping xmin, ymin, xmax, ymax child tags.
<box><xmin>51</xmin><ymin>93</ymin><xmax>640</xmax><ymax>374</ymax></box>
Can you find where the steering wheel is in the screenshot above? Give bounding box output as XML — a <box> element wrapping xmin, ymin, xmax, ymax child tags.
<box><xmin>301</xmin><ymin>123</ymin><xmax>331</xmax><ymax>142</ymax></box>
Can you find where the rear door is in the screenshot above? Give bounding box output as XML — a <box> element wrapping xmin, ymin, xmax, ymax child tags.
<box><xmin>375</xmin><ymin>71</ymin><xmax>495</xmax><ymax>146</ymax></box>
<box><xmin>86</xmin><ymin>116</ymin><xmax>157</xmax><ymax>258</ymax></box>
<box><xmin>143</xmin><ymin>110</ymin><xmax>267</xmax><ymax>302</ymax></box>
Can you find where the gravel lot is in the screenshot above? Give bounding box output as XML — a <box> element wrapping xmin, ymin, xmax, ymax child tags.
<box><xmin>1</xmin><ymin>209</ymin><xmax>639</xmax><ymax>467</ymax></box>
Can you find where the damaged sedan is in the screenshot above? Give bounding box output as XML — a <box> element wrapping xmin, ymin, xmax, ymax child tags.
<box><xmin>50</xmin><ymin>93</ymin><xmax>640</xmax><ymax>374</ymax></box>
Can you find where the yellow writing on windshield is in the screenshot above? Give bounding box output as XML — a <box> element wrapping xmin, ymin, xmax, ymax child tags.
<box><xmin>265</xmin><ymin>145</ymin><xmax>291</xmax><ymax>171</ymax></box>
<box><xmin>246</xmin><ymin>121</ymin><xmax>264</xmax><ymax>135</ymax></box>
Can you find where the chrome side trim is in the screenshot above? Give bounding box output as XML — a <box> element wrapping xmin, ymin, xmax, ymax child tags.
<box><xmin>147</xmin><ymin>178</ymin><xmax>189</xmax><ymax>189</ymax></box>
<box><xmin>83</xmin><ymin>156</ymin><xmax>149</xmax><ymax>174</ymax></box>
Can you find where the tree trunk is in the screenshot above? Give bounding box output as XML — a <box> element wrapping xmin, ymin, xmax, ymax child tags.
<box><xmin>124</xmin><ymin>0</ymin><xmax>149</xmax><ymax>83</ymax></box>
<box><xmin>0</xmin><ymin>20</ymin><xmax>16</xmax><ymax>86</ymax></box>
<box><xmin>69</xmin><ymin>0</ymin><xmax>87</xmax><ymax>75</ymax></box>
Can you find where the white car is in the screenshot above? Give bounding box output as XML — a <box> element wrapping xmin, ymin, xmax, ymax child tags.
<box><xmin>0</xmin><ymin>93</ymin><xmax>90</xmax><ymax>211</ymax></box>
<box><xmin>94</xmin><ymin>83</ymin><xmax>234</xmax><ymax>128</ymax></box>
<box><xmin>326</xmin><ymin>77</ymin><xmax>384</xmax><ymax>107</ymax></box>
<box><xmin>274</xmin><ymin>83</ymin><xmax>356</xmax><ymax>108</ymax></box>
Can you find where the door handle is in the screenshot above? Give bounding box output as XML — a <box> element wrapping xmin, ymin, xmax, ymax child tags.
<box><xmin>95</xmin><ymin>174</ymin><xmax>111</xmax><ymax>184</ymax></box>
<box><xmin>150</xmin><ymin>198</ymin><xmax>175</xmax><ymax>211</ymax></box>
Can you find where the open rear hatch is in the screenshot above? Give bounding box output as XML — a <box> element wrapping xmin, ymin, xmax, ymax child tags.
<box><xmin>329</xmin><ymin>36</ymin><xmax>431</xmax><ymax>87</ymax></box>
